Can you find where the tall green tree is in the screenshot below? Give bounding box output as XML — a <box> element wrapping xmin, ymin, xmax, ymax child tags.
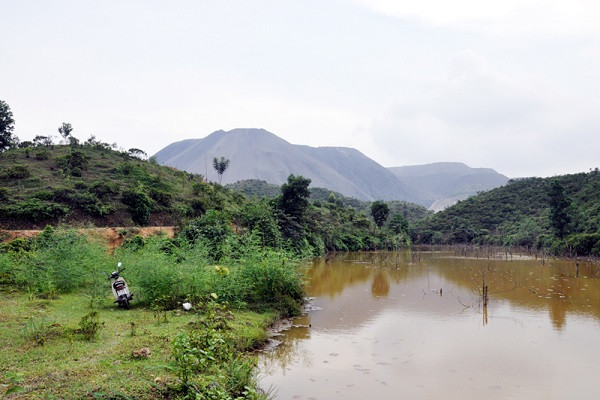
<box><xmin>548</xmin><ymin>180</ymin><xmax>571</xmax><ymax>239</ymax></box>
<box><xmin>212</xmin><ymin>156</ymin><xmax>230</xmax><ymax>183</ymax></box>
<box><xmin>0</xmin><ymin>100</ymin><xmax>16</xmax><ymax>152</ymax></box>
<box><xmin>277</xmin><ymin>174</ymin><xmax>311</xmax><ymax>242</ymax></box>
<box><xmin>371</xmin><ymin>200</ymin><xmax>390</xmax><ymax>228</ymax></box>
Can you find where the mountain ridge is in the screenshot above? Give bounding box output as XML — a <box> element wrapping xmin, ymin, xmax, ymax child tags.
<box><xmin>154</xmin><ymin>128</ymin><xmax>414</xmax><ymax>202</ymax></box>
<box><xmin>154</xmin><ymin>129</ymin><xmax>509</xmax><ymax>207</ymax></box>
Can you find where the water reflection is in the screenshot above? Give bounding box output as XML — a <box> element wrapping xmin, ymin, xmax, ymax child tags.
<box><xmin>260</xmin><ymin>251</ymin><xmax>600</xmax><ymax>399</ymax></box>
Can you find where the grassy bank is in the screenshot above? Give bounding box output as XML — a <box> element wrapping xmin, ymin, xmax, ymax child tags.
<box><xmin>0</xmin><ymin>227</ymin><xmax>306</xmax><ymax>399</ymax></box>
<box><xmin>0</xmin><ymin>290</ymin><xmax>276</xmax><ymax>399</ymax></box>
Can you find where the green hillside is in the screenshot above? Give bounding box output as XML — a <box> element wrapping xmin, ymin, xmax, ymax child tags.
<box><xmin>412</xmin><ymin>169</ymin><xmax>600</xmax><ymax>255</ymax></box>
<box><xmin>0</xmin><ymin>144</ymin><xmax>243</xmax><ymax>229</ymax></box>
<box><xmin>0</xmin><ymin>143</ymin><xmax>417</xmax><ymax>254</ymax></box>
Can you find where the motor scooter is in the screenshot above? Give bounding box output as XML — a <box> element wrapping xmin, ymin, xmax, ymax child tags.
<box><xmin>108</xmin><ymin>262</ymin><xmax>133</xmax><ymax>309</ymax></box>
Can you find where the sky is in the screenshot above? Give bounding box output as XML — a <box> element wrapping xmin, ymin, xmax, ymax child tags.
<box><xmin>1</xmin><ymin>0</ymin><xmax>599</xmax><ymax>178</ymax></box>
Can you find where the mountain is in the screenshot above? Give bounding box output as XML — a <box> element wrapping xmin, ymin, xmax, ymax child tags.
<box><xmin>154</xmin><ymin>128</ymin><xmax>414</xmax><ymax>202</ymax></box>
<box><xmin>388</xmin><ymin>162</ymin><xmax>509</xmax><ymax>211</ymax></box>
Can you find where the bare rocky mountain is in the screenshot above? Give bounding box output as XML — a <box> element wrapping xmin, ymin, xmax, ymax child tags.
<box><xmin>154</xmin><ymin>128</ymin><xmax>414</xmax><ymax>202</ymax></box>
<box><xmin>388</xmin><ymin>162</ymin><xmax>509</xmax><ymax>211</ymax></box>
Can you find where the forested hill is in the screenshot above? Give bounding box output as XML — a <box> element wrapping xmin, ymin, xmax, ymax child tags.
<box><xmin>412</xmin><ymin>169</ymin><xmax>600</xmax><ymax>254</ymax></box>
<box><xmin>226</xmin><ymin>179</ymin><xmax>432</xmax><ymax>223</ymax></box>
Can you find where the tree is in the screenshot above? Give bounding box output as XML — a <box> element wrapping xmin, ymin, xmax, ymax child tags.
<box><xmin>388</xmin><ymin>213</ymin><xmax>409</xmax><ymax>234</ymax></box>
<box><xmin>212</xmin><ymin>156</ymin><xmax>230</xmax><ymax>183</ymax></box>
<box><xmin>58</xmin><ymin>122</ymin><xmax>73</xmax><ymax>144</ymax></box>
<box><xmin>277</xmin><ymin>174</ymin><xmax>311</xmax><ymax>242</ymax></box>
<box><xmin>371</xmin><ymin>200</ymin><xmax>390</xmax><ymax>228</ymax></box>
<box><xmin>33</xmin><ymin>135</ymin><xmax>53</xmax><ymax>147</ymax></box>
<box><xmin>548</xmin><ymin>180</ymin><xmax>571</xmax><ymax>239</ymax></box>
<box><xmin>0</xmin><ymin>100</ymin><xmax>16</xmax><ymax>152</ymax></box>
<box><xmin>128</xmin><ymin>148</ymin><xmax>147</xmax><ymax>159</ymax></box>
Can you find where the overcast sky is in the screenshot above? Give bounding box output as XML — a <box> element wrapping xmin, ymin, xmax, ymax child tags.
<box><xmin>2</xmin><ymin>0</ymin><xmax>599</xmax><ymax>177</ymax></box>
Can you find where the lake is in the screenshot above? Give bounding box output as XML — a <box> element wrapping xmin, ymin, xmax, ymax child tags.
<box><xmin>259</xmin><ymin>251</ymin><xmax>600</xmax><ymax>399</ymax></box>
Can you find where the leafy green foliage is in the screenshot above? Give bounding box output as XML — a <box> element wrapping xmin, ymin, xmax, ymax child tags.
<box><xmin>388</xmin><ymin>213</ymin><xmax>409</xmax><ymax>234</ymax></box>
<box><xmin>212</xmin><ymin>156</ymin><xmax>230</xmax><ymax>183</ymax></box>
<box><xmin>238</xmin><ymin>199</ymin><xmax>282</xmax><ymax>247</ymax></box>
<box><xmin>548</xmin><ymin>180</ymin><xmax>571</xmax><ymax>238</ymax></box>
<box><xmin>276</xmin><ymin>174</ymin><xmax>311</xmax><ymax>248</ymax></box>
<box><xmin>57</xmin><ymin>150</ymin><xmax>89</xmax><ymax>176</ymax></box>
<box><xmin>412</xmin><ymin>170</ymin><xmax>600</xmax><ymax>255</ymax></box>
<box><xmin>121</xmin><ymin>189</ymin><xmax>153</xmax><ymax>226</ymax></box>
<box><xmin>1</xmin><ymin>165</ymin><xmax>30</xmax><ymax>179</ymax></box>
<box><xmin>0</xmin><ymin>199</ymin><xmax>69</xmax><ymax>221</ymax></box>
<box><xmin>172</xmin><ymin>301</ymin><xmax>265</xmax><ymax>399</ymax></box>
<box><xmin>371</xmin><ymin>200</ymin><xmax>390</xmax><ymax>228</ymax></box>
<box><xmin>77</xmin><ymin>311</ymin><xmax>101</xmax><ymax>341</ymax></box>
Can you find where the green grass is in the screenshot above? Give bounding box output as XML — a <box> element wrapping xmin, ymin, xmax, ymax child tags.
<box><xmin>0</xmin><ymin>289</ymin><xmax>276</xmax><ymax>399</ymax></box>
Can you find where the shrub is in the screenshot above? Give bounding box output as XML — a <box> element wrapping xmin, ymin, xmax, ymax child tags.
<box><xmin>89</xmin><ymin>181</ymin><xmax>119</xmax><ymax>200</ymax></box>
<box><xmin>1</xmin><ymin>199</ymin><xmax>69</xmax><ymax>221</ymax></box>
<box><xmin>182</xmin><ymin>210</ymin><xmax>233</xmax><ymax>261</ymax></box>
<box><xmin>2</xmin><ymin>165</ymin><xmax>30</xmax><ymax>179</ymax></box>
<box><xmin>31</xmin><ymin>190</ymin><xmax>54</xmax><ymax>201</ymax></box>
<box><xmin>77</xmin><ymin>311</ymin><xmax>101</xmax><ymax>341</ymax></box>
<box><xmin>10</xmin><ymin>228</ymin><xmax>110</xmax><ymax>297</ymax></box>
<box><xmin>34</xmin><ymin>149</ymin><xmax>49</xmax><ymax>160</ymax></box>
<box><xmin>171</xmin><ymin>301</ymin><xmax>263</xmax><ymax>399</ymax></box>
<box><xmin>566</xmin><ymin>233</ymin><xmax>600</xmax><ymax>256</ymax></box>
<box><xmin>121</xmin><ymin>189</ymin><xmax>153</xmax><ymax>226</ymax></box>
<box><xmin>57</xmin><ymin>150</ymin><xmax>89</xmax><ymax>176</ymax></box>
<box><xmin>149</xmin><ymin>188</ymin><xmax>172</xmax><ymax>206</ymax></box>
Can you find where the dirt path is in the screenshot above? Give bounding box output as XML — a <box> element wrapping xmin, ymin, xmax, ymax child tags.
<box><xmin>0</xmin><ymin>226</ymin><xmax>176</xmax><ymax>251</ymax></box>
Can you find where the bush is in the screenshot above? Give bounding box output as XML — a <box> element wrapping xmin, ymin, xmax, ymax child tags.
<box><xmin>1</xmin><ymin>165</ymin><xmax>30</xmax><ymax>179</ymax></box>
<box><xmin>566</xmin><ymin>233</ymin><xmax>600</xmax><ymax>256</ymax></box>
<box><xmin>9</xmin><ymin>228</ymin><xmax>110</xmax><ymax>297</ymax></box>
<box><xmin>77</xmin><ymin>311</ymin><xmax>101</xmax><ymax>341</ymax></box>
<box><xmin>182</xmin><ymin>210</ymin><xmax>233</xmax><ymax>261</ymax></box>
<box><xmin>1</xmin><ymin>199</ymin><xmax>69</xmax><ymax>221</ymax></box>
<box><xmin>89</xmin><ymin>181</ymin><xmax>119</xmax><ymax>200</ymax></box>
<box><xmin>34</xmin><ymin>149</ymin><xmax>49</xmax><ymax>160</ymax></box>
<box><xmin>57</xmin><ymin>150</ymin><xmax>89</xmax><ymax>176</ymax></box>
<box><xmin>171</xmin><ymin>302</ymin><xmax>264</xmax><ymax>399</ymax></box>
<box><xmin>121</xmin><ymin>189</ymin><xmax>153</xmax><ymax>226</ymax></box>
<box><xmin>53</xmin><ymin>188</ymin><xmax>112</xmax><ymax>217</ymax></box>
<box><xmin>31</xmin><ymin>190</ymin><xmax>54</xmax><ymax>201</ymax></box>
<box><xmin>149</xmin><ymin>188</ymin><xmax>172</xmax><ymax>206</ymax></box>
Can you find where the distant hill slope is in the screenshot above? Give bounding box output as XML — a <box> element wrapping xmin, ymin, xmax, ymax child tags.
<box><xmin>154</xmin><ymin>128</ymin><xmax>414</xmax><ymax>202</ymax></box>
<box><xmin>226</xmin><ymin>179</ymin><xmax>432</xmax><ymax>223</ymax></box>
<box><xmin>412</xmin><ymin>170</ymin><xmax>600</xmax><ymax>246</ymax></box>
<box><xmin>388</xmin><ymin>162</ymin><xmax>509</xmax><ymax>211</ymax></box>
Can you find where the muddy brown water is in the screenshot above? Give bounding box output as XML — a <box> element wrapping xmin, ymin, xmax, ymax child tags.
<box><xmin>258</xmin><ymin>251</ymin><xmax>600</xmax><ymax>399</ymax></box>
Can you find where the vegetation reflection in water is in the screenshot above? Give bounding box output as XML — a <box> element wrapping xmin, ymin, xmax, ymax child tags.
<box><xmin>259</xmin><ymin>251</ymin><xmax>600</xmax><ymax>400</ymax></box>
